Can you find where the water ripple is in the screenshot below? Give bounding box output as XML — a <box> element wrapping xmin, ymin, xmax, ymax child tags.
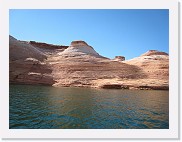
<box><xmin>10</xmin><ymin>85</ymin><xmax>169</xmax><ymax>129</ymax></box>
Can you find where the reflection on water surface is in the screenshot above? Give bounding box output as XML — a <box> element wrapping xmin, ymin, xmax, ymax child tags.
<box><xmin>10</xmin><ymin>85</ymin><xmax>169</xmax><ymax>129</ymax></box>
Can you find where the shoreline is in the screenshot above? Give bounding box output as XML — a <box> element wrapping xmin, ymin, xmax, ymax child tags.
<box><xmin>9</xmin><ymin>82</ymin><xmax>169</xmax><ymax>90</ymax></box>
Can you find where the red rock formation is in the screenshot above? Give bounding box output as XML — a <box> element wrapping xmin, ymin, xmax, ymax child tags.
<box><xmin>9</xmin><ymin>36</ymin><xmax>46</xmax><ymax>61</ymax></box>
<box><xmin>9</xmin><ymin>35</ymin><xmax>169</xmax><ymax>90</ymax></box>
<box><xmin>9</xmin><ymin>36</ymin><xmax>55</xmax><ymax>85</ymax></box>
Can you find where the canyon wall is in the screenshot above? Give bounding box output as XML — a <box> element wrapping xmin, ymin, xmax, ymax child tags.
<box><xmin>9</xmin><ymin>35</ymin><xmax>169</xmax><ymax>90</ymax></box>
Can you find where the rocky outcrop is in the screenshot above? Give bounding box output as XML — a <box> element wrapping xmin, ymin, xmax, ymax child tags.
<box><xmin>120</xmin><ymin>50</ymin><xmax>169</xmax><ymax>89</ymax></box>
<box><xmin>29</xmin><ymin>41</ymin><xmax>68</xmax><ymax>50</ymax></box>
<box><xmin>9</xmin><ymin>36</ymin><xmax>55</xmax><ymax>85</ymax></box>
<box><xmin>58</xmin><ymin>40</ymin><xmax>102</xmax><ymax>58</ymax></box>
<box><xmin>70</xmin><ymin>40</ymin><xmax>89</xmax><ymax>46</ymax></box>
<box><xmin>28</xmin><ymin>41</ymin><xmax>68</xmax><ymax>55</ymax></box>
<box><xmin>113</xmin><ymin>56</ymin><xmax>125</xmax><ymax>61</ymax></box>
<box><xmin>9</xmin><ymin>36</ymin><xmax>46</xmax><ymax>61</ymax></box>
<box><xmin>48</xmin><ymin>41</ymin><xmax>146</xmax><ymax>87</ymax></box>
<box><xmin>9</xmin><ymin>35</ymin><xmax>169</xmax><ymax>90</ymax></box>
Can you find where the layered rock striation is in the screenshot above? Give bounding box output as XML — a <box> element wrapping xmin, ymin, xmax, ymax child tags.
<box><xmin>9</xmin><ymin>36</ymin><xmax>56</xmax><ymax>85</ymax></box>
<box><xmin>9</xmin><ymin>35</ymin><xmax>169</xmax><ymax>90</ymax></box>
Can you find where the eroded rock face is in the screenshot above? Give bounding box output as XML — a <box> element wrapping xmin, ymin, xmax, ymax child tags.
<box><xmin>9</xmin><ymin>36</ymin><xmax>55</xmax><ymax>85</ymax></box>
<box><xmin>29</xmin><ymin>41</ymin><xmax>68</xmax><ymax>55</ymax></box>
<box><xmin>122</xmin><ymin>50</ymin><xmax>169</xmax><ymax>89</ymax></box>
<box><xmin>10</xmin><ymin>60</ymin><xmax>55</xmax><ymax>85</ymax></box>
<box><xmin>9</xmin><ymin>35</ymin><xmax>169</xmax><ymax>90</ymax></box>
<box><xmin>9</xmin><ymin>36</ymin><xmax>46</xmax><ymax>61</ymax></box>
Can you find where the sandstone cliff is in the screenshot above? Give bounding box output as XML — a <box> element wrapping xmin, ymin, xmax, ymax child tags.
<box><xmin>9</xmin><ymin>36</ymin><xmax>55</xmax><ymax>85</ymax></box>
<box><xmin>9</xmin><ymin>36</ymin><xmax>46</xmax><ymax>61</ymax></box>
<box><xmin>9</xmin><ymin>35</ymin><xmax>169</xmax><ymax>90</ymax></box>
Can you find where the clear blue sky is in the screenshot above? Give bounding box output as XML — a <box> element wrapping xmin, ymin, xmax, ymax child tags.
<box><xmin>9</xmin><ymin>9</ymin><xmax>169</xmax><ymax>59</ymax></box>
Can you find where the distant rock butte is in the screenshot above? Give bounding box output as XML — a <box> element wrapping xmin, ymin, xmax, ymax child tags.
<box><xmin>9</xmin><ymin>35</ymin><xmax>169</xmax><ymax>90</ymax></box>
<box><xmin>113</xmin><ymin>56</ymin><xmax>125</xmax><ymax>61</ymax></box>
<box><xmin>70</xmin><ymin>40</ymin><xmax>89</xmax><ymax>46</ymax></box>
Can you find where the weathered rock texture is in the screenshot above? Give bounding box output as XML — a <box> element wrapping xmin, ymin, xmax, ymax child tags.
<box><xmin>9</xmin><ymin>36</ymin><xmax>46</xmax><ymax>61</ymax></box>
<box><xmin>9</xmin><ymin>36</ymin><xmax>55</xmax><ymax>85</ymax></box>
<box><xmin>9</xmin><ymin>35</ymin><xmax>169</xmax><ymax>90</ymax></box>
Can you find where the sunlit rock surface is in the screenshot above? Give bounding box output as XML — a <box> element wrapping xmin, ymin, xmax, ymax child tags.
<box><xmin>9</xmin><ymin>35</ymin><xmax>169</xmax><ymax>90</ymax></box>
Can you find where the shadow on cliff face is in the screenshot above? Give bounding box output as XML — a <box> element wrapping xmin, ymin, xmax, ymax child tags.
<box><xmin>9</xmin><ymin>35</ymin><xmax>56</xmax><ymax>85</ymax></box>
<box><xmin>89</xmin><ymin>61</ymin><xmax>148</xmax><ymax>80</ymax></box>
<box><xmin>9</xmin><ymin>60</ymin><xmax>56</xmax><ymax>85</ymax></box>
<box><xmin>115</xmin><ymin>62</ymin><xmax>148</xmax><ymax>79</ymax></box>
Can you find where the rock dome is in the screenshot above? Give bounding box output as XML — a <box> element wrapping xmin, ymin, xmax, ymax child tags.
<box><xmin>58</xmin><ymin>40</ymin><xmax>100</xmax><ymax>57</ymax></box>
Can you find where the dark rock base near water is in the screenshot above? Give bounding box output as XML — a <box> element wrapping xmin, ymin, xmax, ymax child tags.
<box><xmin>100</xmin><ymin>84</ymin><xmax>168</xmax><ymax>90</ymax></box>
